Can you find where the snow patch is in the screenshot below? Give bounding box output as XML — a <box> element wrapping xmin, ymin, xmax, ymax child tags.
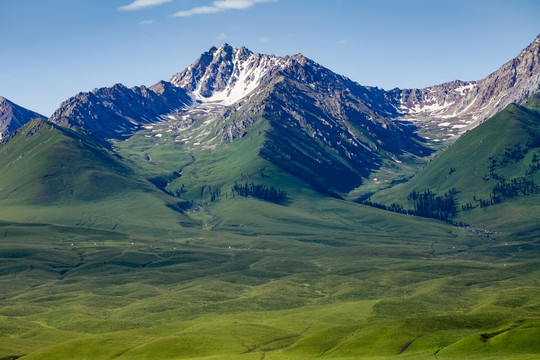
<box><xmin>454</xmin><ymin>83</ymin><xmax>475</xmax><ymax>95</ymax></box>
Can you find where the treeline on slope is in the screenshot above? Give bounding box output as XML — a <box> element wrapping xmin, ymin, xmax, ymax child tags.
<box><xmin>463</xmin><ymin>176</ymin><xmax>540</xmax><ymax>210</ymax></box>
<box><xmin>358</xmin><ymin>188</ymin><xmax>462</xmax><ymax>225</ymax></box>
<box><xmin>170</xmin><ymin>182</ymin><xmax>286</xmax><ymax>204</ymax></box>
<box><xmin>230</xmin><ymin>182</ymin><xmax>286</xmax><ymax>204</ymax></box>
<box><xmin>463</xmin><ymin>147</ymin><xmax>540</xmax><ymax>210</ymax></box>
<box><xmin>363</xmin><ymin>176</ymin><xmax>539</xmax><ymax>225</ymax></box>
<box><xmin>360</xmin><ymin>145</ymin><xmax>540</xmax><ymax>223</ymax></box>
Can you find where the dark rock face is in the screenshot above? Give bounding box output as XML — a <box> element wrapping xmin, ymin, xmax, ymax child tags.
<box><xmin>0</xmin><ymin>96</ymin><xmax>45</xmax><ymax>139</ymax></box>
<box><xmin>49</xmin><ymin>82</ymin><xmax>191</xmax><ymax>139</ymax></box>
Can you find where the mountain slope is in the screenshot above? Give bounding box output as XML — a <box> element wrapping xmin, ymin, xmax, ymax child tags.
<box><xmin>0</xmin><ymin>118</ymin><xmax>137</xmax><ymax>204</ymax></box>
<box><xmin>0</xmin><ymin>96</ymin><xmax>44</xmax><ymax>139</ymax></box>
<box><xmin>153</xmin><ymin>45</ymin><xmax>433</xmax><ymax>194</ymax></box>
<box><xmin>49</xmin><ymin>82</ymin><xmax>192</xmax><ymax>139</ymax></box>
<box><xmin>33</xmin><ymin>35</ymin><xmax>540</xmax><ymax>198</ymax></box>
<box><xmin>371</xmin><ymin>93</ymin><xmax>540</xmax><ymax>231</ymax></box>
<box><xmin>0</xmin><ymin>118</ymin><xmax>194</xmax><ymax>233</ymax></box>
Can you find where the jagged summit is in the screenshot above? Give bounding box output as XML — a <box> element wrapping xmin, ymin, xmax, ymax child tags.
<box><xmin>170</xmin><ymin>44</ymin><xmax>289</xmax><ymax>106</ymax></box>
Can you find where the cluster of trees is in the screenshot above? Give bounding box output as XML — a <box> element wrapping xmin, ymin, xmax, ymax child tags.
<box><xmin>231</xmin><ymin>182</ymin><xmax>286</xmax><ymax>204</ymax></box>
<box><xmin>527</xmin><ymin>152</ymin><xmax>540</xmax><ymax>175</ymax></box>
<box><xmin>169</xmin><ymin>182</ymin><xmax>286</xmax><ymax>204</ymax></box>
<box><xmin>173</xmin><ymin>184</ymin><xmax>187</xmax><ymax>198</ymax></box>
<box><xmin>359</xmin><ymin>188</ymin><xmax>463</xmax><ymax>225</ymax></box>
<box><xmin>358</xmin><ymin>200</ymin><xmax>409</xmax><ymax>215</ymax></box>
<box><xmin>473</xmin><ymin>177</ymin><xmax>540</xmax><ymax>209</ymax></box>
<box><xmin>407</xmin><ymin>189</ymin><xmax>458</xmax><ymax>221</ymax></box>
<box><xmin>488</xmin><ymin>144</ymin><xmax>528</xmax><ymax>171</ymax></box>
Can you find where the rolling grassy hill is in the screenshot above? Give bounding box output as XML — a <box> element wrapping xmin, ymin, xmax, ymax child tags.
<box><xmin>0</xmin><ymin>118</ymin><xmax>195</xmax><ymax>236</ymax></box>
<box><xmin>0</xmin><ymin>195</ymin><xmax>539</xmax><ymax>359</ymax></box>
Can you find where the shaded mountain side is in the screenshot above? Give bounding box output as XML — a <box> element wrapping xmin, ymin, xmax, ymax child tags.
<box><xmin>0</xmin><ymin>96</ymin><xmax>44</xmax><ymax>138</ymax></box>
<box><xmin>49</xmin><ymin>82</ymin><xmax>191</xmax><ymax>139</ymax></box>
<box><xmin>256</xmin><ymin>75</ymin><xmax>428</xmax><ymax>194</ymax></box>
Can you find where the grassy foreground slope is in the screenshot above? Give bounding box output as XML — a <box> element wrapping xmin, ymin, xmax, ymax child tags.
<box><xmin>0</xmin><ymin>193</ymin><xmax>539</xmax><ymax>359</ymax></box>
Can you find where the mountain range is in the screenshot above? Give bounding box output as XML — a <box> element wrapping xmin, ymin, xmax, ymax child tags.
<box><xmin>45</xmin><ymin>34</ymin><xmax>540</xmax><ymax>142</ymax></box>
<box><xmin>2</xmin><ymin>34</ymin><xmax>539</xmax><ymax>200</ymax></box>
<box><xmin>1</xmin><ymin>34</ymin><xmax>540</xmax><ymax>360</ymax></box>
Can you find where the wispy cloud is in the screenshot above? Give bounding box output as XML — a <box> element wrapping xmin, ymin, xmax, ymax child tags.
<box><xmin>259</xmin><ymin>36</ymin><xmax>270</xmax><ymax>43</ymax></box>
<box><xmin>119</xmin><ymin>0</ymin><xmax>173</xmax><ymax>11</ymax></box>
<box><xmin>172</xmin><ymin>0</ymin><xmax>276</xmax><ymax>17</ymax></box>
<box><xmin>338</xmin><ymin>40</ymin><xmax>348</xmax><ymax>45</ymax></box>
<box><xmin>139</xmin><ymin>20</ymin><xmax>155</xmax><ymax>25</ymax></box>
<box><xmin>217</xmin><ymin>33</ymin><xmax>229</xmax><ymax>40</ymax></box>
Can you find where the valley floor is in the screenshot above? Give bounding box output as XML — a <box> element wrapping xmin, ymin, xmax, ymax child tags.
<box><xmin>1</xmin><ymin>197</ymin><xmax>539</xmax><ymax>359</ymax></box>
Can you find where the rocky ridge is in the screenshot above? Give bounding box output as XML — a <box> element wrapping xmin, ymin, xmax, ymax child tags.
<box><xmin>394</xmin><ymin>34</ymin><xmax>540</xmax><ymax>140</ymax></box>
<box><xmin>49</xmin><ymin>82</ymin><xmax>191</xmax><ymax>139</ymax></box>
<box><xmin>0</xmin><ymin>96</ymin><xmax>45</xmax><ymax>139</ymax></box>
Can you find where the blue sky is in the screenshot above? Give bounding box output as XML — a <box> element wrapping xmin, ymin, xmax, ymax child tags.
<box><xmin>1</xmin><ymin>0</ymin><xmax>539</xmax><ymax>116</ymax></box>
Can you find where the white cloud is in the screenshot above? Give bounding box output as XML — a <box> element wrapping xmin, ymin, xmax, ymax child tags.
<box><xmin>217</xmin><ymin>33</ymin><xmax>229</xmax><ymax>40</ymax></box>
<box><xmin>139</xmin><ymin>20</ymin><xmax>154</xmax><ymax>25</ymax></box>
<box><xmin>259</xmin><ymin>36</ymin><xmax>270</xmax><ymax>43</ymax></box>
<box><xmin>173</xmin><ymin>6</ymin><xmax>222</xmax><ymax>17</ymax></box>
<box><xmin>172</xmin><ymin>0</ymin><xmax>276</xmax><ymax>17</ymax></box>
<box><xmin>338</xmin><ymin>40</ymin><xmax>348</xmax><ymax>45</ymax></box>
<box><xmin>119</xmin><ymin>0</ymin><xmax>173</xmax><ymax>11</ymax></box>
<box><xmin>214</xmin><ymin>0</ymin><xmax>266</xmax><ymax>10</ymax></box>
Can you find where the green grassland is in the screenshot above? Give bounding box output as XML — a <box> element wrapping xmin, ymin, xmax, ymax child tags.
<box><xmin>0</xmin><ymin>106</ymin><xmax>539</xmax><ymax>358</ymax></box>
<box><xmin>1</xmin><ymin>192</ymin><xmax>539</xmax><ymax>359</ymax></box>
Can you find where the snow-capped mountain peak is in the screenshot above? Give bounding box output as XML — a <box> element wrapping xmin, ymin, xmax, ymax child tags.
<box><xmin>170</xmin><ymin>44</ymin><xmax>287</xmax><ymax>106</ymax></box>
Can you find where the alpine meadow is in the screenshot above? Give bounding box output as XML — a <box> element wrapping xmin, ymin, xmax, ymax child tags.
<box><xmin>1</xmin><ymin>5</ymin><xmax>540</xmax><ymax>358</ymax></box>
